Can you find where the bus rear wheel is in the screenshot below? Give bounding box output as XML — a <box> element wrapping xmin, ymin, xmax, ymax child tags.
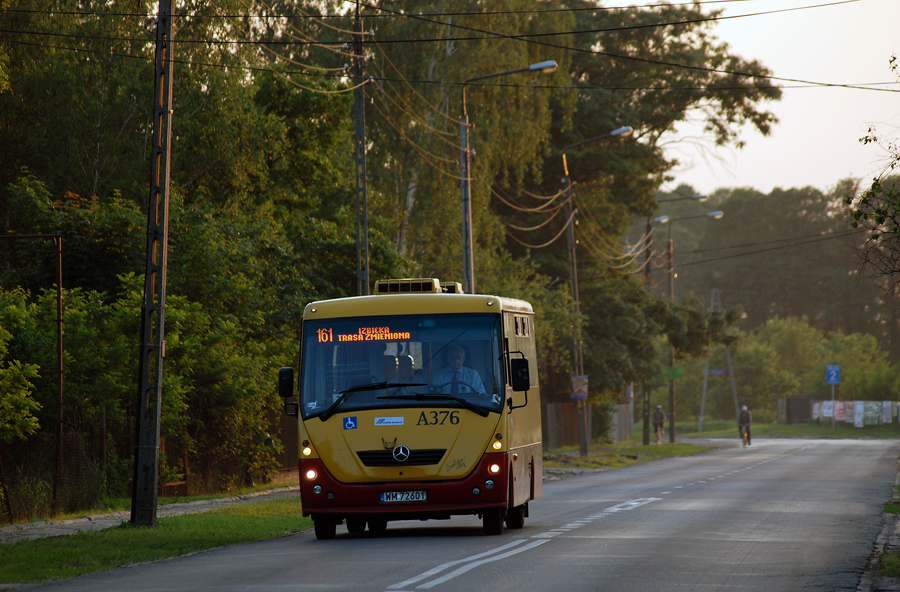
<box><xmin>368</xmin><ymin>518</ymin><xmax>388</xmax><ymax>535</ymax></box>
<box><xmin>313</xmin><ymin>516</ymin><xmax>337</xmax><ymax>540</ymax></box>
<box><xmin>483</xmin><ymin>508</ymin><xmax>503</xmax><ymax>535</ymax></box>
<box><xmin>346</xmin><ymin>517</ymin><xmax>366</xmax><ymax>534</ymax></box>
<box><xmin>505</xmin><ymin>504</ymin><xmax>526</xmax><ymax>529</ymax></box>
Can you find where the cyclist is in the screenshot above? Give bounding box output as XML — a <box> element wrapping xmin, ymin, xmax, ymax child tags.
<box><xmin>652</xmin><ymin>405</ymin><xmax>666</xmax><ymax>445</ymax></box>
<box><xmin>738</xmin><ymin>405</ymin><xmax>752</xmax><ymax>447</ymax></box>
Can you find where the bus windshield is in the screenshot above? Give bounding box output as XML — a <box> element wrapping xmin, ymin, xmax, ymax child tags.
<box><xmin>299</xmin><ymin>313</ymin><xmax>504</xmax><ymax>419</ymax></box>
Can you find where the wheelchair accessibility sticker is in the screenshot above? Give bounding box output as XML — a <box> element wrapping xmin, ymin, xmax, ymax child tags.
<box><xmin>343</xmin><ymin>416</ymin><xmax>357</xmax><ymax>430</ymax></box>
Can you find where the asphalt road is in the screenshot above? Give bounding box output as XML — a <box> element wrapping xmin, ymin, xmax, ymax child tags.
<box><xmin>24</xmin><ymin>438</ymin><xmax>900</xmax><ymax>592</ymax></box>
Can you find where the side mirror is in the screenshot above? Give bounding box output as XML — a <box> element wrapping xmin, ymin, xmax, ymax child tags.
<box><xmin>510</xmin><ymin>358</ymin><xmax>530</xmax><ymax>392</ymax></box>
<box><xmin>278</xmin><ymin>367</ymin><xmax>295</xmax><ymax>398</ymax></box>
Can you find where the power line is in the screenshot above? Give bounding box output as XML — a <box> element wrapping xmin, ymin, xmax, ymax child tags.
<box><xmin>686</xmin><ymin>229</ymin><xmax>858</xmax><ymax>253</ymax></box>
<box><xmin>5</xmin><ymin>0</ymin><xmax>893</xmax><ymax>95</ymax></box>
<box><xmin>365</xmin><ymin>0</ymin><xmax>860</xmax><ymax>44</ymax></box>
<box><xmin>4</xmin><ymin>35</ymin><xmax>898</xmax><ymax>94</ymax></box>
<box><xmin>0</xmin><ymin>1</ymin><xmax>836</xmax><ymax>21</ymax></box>
<box><xmin>641</xmin><ymin>229</ymin><xmax>865</xmax><ymax>273</ymax></box>
<box><xmin>0</xmin><ymin>1</ymin><xmax>860</xmax><ymax>50</ymax></box>
<box><xmin>358</xmin><ymin>0</ymin><xmax>883</xmax><ymax>92</ymax></box>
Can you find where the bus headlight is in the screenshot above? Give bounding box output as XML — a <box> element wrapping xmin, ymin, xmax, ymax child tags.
<box><xmin>302</xmin><ymin>446</ymin><xmax>312</xmax><ymax>456</ymax></box>
<box><xmin>305</xmin><ymin>469</ymin><xmax>317</xmax><ymax>480</ymax></box>
<box><xmin>488</xmin><ymin>464</ymin><xmax>501</xmax><ymax>474</ymax></box>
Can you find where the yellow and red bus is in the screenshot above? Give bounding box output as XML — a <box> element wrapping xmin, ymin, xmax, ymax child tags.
<box><xmin>278</xmin><ymin>278</ymin><xmax>542</xmax><ymax>539</ymax></box>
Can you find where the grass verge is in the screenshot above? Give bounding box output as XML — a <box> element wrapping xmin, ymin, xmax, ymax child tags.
<box><xmin>14</xmin><ymin>483</ymin><xmax>297</xmax><ymax>524</ymax></box>
<box><xmin>544</xmin><ymin>441</ymin><xmax>709</xmax><ymax>470</ymax></box>
<box><xmin>0</xmin><ymin>498</ymin><xmax>311</xmax><ymax>584</ymax></box>
<box><xmin>657</xmin><ymin>419</ymin><xmax>900</xmax><ymax>440</ymax></box>
<box><xmin>882</xmin><ymin>501</ymin><xmax>900</xmax><ymax>577</ymax></box>
<box><xmin>881</xmin><ymin>552</ymin><xmax>900</xmax><ymax>578</ymax></box>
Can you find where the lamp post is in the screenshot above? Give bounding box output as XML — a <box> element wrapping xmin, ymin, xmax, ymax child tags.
<box><xmin>560</xmin><ymin>125</ymin><xmax>633</xmax><ymax>456</ymax></box>
<box><xmin>655</xmin><ymin>211</ymin><xmax>723</xmax><ymax>443</ymax></box>
<box><xmin>460</xmin><ymin>60</ymin><xmax>558</xmax><ymax>294</ymax></box>
<box><xmin>640</xmin><ymin>214</ymin><xmax>668</xmax><ymax>445</ymax></box>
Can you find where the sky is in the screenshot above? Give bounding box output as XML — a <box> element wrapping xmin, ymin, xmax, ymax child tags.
<box><xmin>635</xmin><ymin>0</ymin><xmax>900</xmax><ymax>196</ymax></box>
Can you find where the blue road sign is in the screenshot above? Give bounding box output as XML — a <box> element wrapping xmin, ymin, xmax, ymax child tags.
<box><xmin>826</xmin><ymin>365</ymin><xmax>840</xmax><ymax>385</ymax></box>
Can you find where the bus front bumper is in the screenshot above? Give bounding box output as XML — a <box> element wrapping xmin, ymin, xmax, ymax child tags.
<box><xmin>298</xmin><ymin>453</ymin><xmax>509</xmax><ymax>518</ymax></box>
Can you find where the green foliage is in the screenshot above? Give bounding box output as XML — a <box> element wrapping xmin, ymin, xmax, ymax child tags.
<box><xmin>0</xmin><ymin>0</ymin><xmax>8</xmax><ymax>94</ymax></box>
<box><xmin>670</xmin><ymin>317</ymin><xmax>900</xmax><ymax>422</ymax></box>
<box><xmin>0</xmin><ymin>290</ymin><xmax>40</xmax><ymax>443</ymax></box>
<box><xmin>845</xmin><ymin>54</ymin><xmax>900</xmax><ymax>264</ymax></box>
<box><xmin>0</xmin><ymin>0</ymin><xmax>789</xmax><ymax>503</ymax></box>
<box><xmin>2</xmin><ymin>174</ymin><xmax>145</xmax><ymax>296</ymax></box>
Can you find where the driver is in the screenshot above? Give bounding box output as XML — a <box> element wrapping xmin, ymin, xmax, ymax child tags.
<box><xmin>432</xmin><ymin>345</ymin><xmax>485</xmax><ymax>395</ymax></box>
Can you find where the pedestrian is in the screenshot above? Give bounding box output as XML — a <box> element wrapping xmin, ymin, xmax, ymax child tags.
<box><xmin>738</xmin><ymin>405</ymin><xmax>752</xmax><ymax>447</ymax></box>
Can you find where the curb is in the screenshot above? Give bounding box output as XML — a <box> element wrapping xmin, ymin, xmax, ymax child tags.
<box><xmin>861</xmin><ymin>460</ymin><xmax>900</xmax><ymax>592</ymax></box>
<box><xmin>0</xmin><ymin>486</ymin><xmax>300</xmax><ymax>546</ymax></box>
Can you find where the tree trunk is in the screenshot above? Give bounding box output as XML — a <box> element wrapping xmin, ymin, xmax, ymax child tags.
<box><xmin>0</xmin><ymin>447</ymin><xmax>14</xmax><ymax>524</ymax></box>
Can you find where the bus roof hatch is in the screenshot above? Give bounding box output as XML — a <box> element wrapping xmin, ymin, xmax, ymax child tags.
<box><xmin>375</xmin><ymin>278</ymin><xmax>442</xmax><ymax>294</ymax></box>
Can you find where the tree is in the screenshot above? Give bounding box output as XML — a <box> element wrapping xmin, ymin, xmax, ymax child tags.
<box><xmin>671</xmin><ymin>317</ymin><xmax>900</xmax><ymax>424</ymax></box>
<box><xmin>680</xmin><ymin>183</ymin><xmax>881</xmax><ymax>339</ymax></box>
<box><xmin>0</xmin><ymin>0</ymin><xmax>9</xmax><ymax>94</ymax></box>
<box><xmin>498</xmin><ymin>1</ymin><xmax>781</xmax><ymax>402</ymax></box>
<box><xmin>0</xmin><ymin>290</ymin><xmax>40</xmax><ymax>444</ymax></box>
<box><xmin>845</xmin><ymin>55</ymin><xmax>900</xmax><ymax>319</ymax></box>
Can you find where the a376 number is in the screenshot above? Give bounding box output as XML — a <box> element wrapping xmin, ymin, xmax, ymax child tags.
<box><xmin>417</xmin><ymin>411</ymin><xmax>460</xmax><ymax>426</ymax></box>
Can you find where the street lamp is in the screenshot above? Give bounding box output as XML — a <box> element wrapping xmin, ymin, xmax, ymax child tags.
<box><xmin>460</xmin><ymin>60</ymin><xmax>558</xmax><ymax>294</ymax></box>
<box><xmin>658</xmin><ymin>194</ymin><xmax>708</xmax><ymax>203</ymax></box>
<box><xmin>655</xmin><ymin>210</ymin><xmax>724</xmax><ymax>443</ymax></box>
<box><xmin>560</xmin><ymin>125</ymin><xmax>633</xmax><ymax>456</ymax></box>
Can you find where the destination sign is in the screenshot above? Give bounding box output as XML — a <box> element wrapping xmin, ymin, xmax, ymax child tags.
<box><xmin>316</xmin><ymin>326</ymin><xmax>411</xmax><ymax>343</ymax></box>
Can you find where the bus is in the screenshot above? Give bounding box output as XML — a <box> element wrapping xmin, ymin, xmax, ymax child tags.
<box><xmin>278</xmin><ymin>278</ymin><xmax>542</xmax><ymax>539</ymax></box>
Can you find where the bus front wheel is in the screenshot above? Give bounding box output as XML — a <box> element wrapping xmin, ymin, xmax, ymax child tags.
<box><xmin>313</xmin><ymin>516</ymin><xmax>337</xmax><ymax>540</ymax></box>
<box><xmin>483</xmin><ymin>508</ymin><xmax>503</xmax><ymax>535</ymax></box>
<box><xmin>505</xmin><ymin>504</ymin><xmax>526</xmax><ymax>529</ymax></box>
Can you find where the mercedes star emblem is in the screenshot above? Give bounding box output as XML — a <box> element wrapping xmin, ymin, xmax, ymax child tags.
<box><xmin>392</xmin><ymin>445</ymin><xmax>411</xmax><ymax>462</ymax></box>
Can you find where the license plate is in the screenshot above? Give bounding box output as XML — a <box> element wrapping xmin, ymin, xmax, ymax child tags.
<box><xmin>380</xmin><ymin>490</ymin><xmax>427</xmax><ymax>503</ymax></box>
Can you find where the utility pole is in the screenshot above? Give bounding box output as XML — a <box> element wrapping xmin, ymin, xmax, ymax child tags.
<box><xmin>131</xmin><ymin>0</ymin><xmax>174</xmax><ymax>527</ymax></box>
<box><xmin>667</xmin><ymin>230</ymin><xmax>676</xmax><ymax>443</ymax></box>
<box><xmin>556</xmin><ymin>127</ymin><xmax>631</xmax><ymax>455</ymax></box>
<box><xmin>698</xmin><ymin>288</ymin><xmax>721</xmax><ymax>433</ymax></box>
<box><xmin>562</xmin><ymin>176</ymin><xmax>588</xmax><ymax>456</ymax></box>
<box><xmin>698</xmin><ymin>288</ymin><xmax>739</xmax><ymax>432</ymax></box>
<box><xmin>459</xmin><ymin>98</ymin><xmax>473</xmax><ymax>294</ymax></box>
<box><xmin>353</xmin><ymin>1</ymin><xmax>370</xmax><ymax>296</ymax></box>
<box><xmin>642</xmin><ymin>217</ymin><xmax>652</xmax><ymax>445</ymax></box>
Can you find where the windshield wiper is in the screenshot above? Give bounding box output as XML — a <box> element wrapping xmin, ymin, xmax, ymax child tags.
<box><xmin>377</xmin><ymin>392</ymin><xmax>491</xmax><ymax>417</ymax></box>
<box><xmin>317</xmin><ymin>382</ymin><xmax>426</xmax><ymax>421</ymax></box>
